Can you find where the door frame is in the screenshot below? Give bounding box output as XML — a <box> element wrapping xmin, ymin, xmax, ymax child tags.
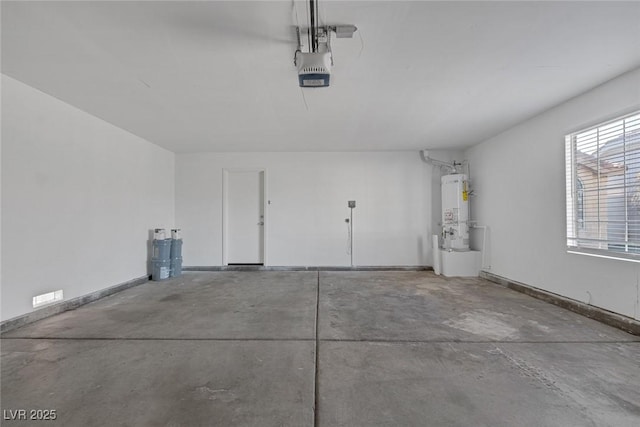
<box><xmin>222</xmin><ymin>168</ymin><xmax>268</xmax><ymax>266</ymax></box>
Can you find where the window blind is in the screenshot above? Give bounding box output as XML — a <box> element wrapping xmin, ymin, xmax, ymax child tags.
<box><xmin>566</xmin><ymin>111</ymin><xmax>640</xmax><ymax>259</ymax></box>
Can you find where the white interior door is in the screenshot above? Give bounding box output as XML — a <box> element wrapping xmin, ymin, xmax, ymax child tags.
<box><xmin>226</xmin><ymin>170</ymin><xmax>264</xmax><ymax>264</ymax></box>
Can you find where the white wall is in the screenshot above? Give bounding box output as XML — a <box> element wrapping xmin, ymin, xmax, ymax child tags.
<box><xmin>1</xmin><ymin>75</ymin><xmax>175</xmax><ymax>321</ymax></box>
<box><xmin>465</xmin><ymin>68</ymin><xmax>640</xmax><ymax>320</ymax></box>
<box><xmin>176</xmin><ymin>152</ymin><xmax>433</xmax><ymax>267</ymax></box>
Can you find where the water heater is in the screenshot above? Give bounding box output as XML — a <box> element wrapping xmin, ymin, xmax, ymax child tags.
<box><xmin>441</xmin><ymin>174</ymin><xmax>470</xmax><ymax>251</ymax></box>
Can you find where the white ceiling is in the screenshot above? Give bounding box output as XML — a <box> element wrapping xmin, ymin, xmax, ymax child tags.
<box><xmin>2</xmin><ymin>1</ymin><xmax>640</xmax><ymax>153</ymax></box>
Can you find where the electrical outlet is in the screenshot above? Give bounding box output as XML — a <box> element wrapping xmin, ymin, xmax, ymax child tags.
<box><xmin>348</xmin><ymin>200</ymin><xmax>356</xmax><ymax>208</ymax></box>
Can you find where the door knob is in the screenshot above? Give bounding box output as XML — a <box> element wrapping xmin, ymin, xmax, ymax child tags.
<box><xmin>258</xmin><ymin>221</ymin><xmax>264</xmax><ymax>226</ymax></box>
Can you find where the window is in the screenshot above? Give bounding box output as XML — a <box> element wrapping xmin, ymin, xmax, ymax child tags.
<box><xmin>566</xmin><ymin>111</ymin><xmax>640</xmax><ymax>260</ymax></box>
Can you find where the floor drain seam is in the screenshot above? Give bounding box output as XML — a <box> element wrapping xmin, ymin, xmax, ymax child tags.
<box><xmin>313</xmin><ymin>270</ymin><xmax>320</xmax><ymax>427</ymax></box>
<box><xmin>317</xmin><ymin>339</ymin><xmax>640</xmax><ymax>344</ymax></box>
<box><xmin>2</xmin><ymin>337</ymin><xmax>637</xmax><ymax>344</ymax></box>
<box><xmin>0</xmin><ymin>337</ymin><xmax>316</xmax><ymax>342</ymax></box>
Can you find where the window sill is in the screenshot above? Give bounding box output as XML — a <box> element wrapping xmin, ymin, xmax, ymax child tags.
<box><xmin>567</xmin><ymin>247</ymin><xmax>640</xmax><ymax>263</ymax></box>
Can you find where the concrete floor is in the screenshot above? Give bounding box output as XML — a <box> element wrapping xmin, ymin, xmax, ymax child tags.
<box><xmin>2</xmin><ymin>271</ymin><xmax>639</xmax><ymax>426</ymax></box>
